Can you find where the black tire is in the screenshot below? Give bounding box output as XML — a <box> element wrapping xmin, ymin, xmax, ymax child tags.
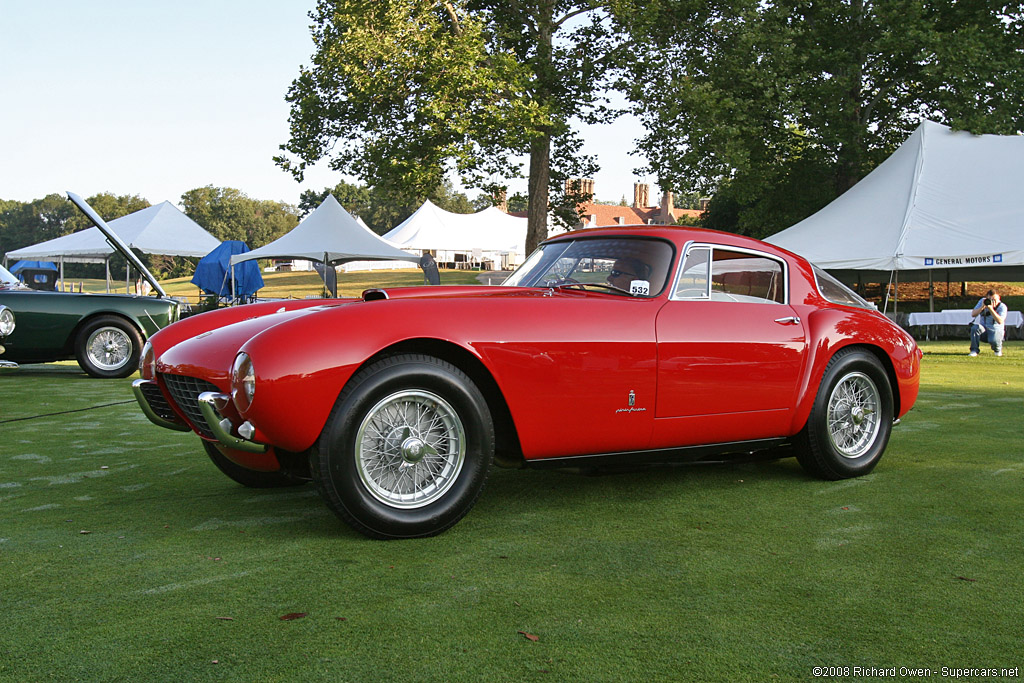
<box><xmin>202</xmin><ymin>441</ymin><xmax>307</xmax><ymax>488</ymax></box>
<box><xmin>74</xmin><ymin>315</ymin><xmax>143</xmax><ymax>379</ymax></box>
<box><xmin>312</xmin><ymin>354</ymin><xmax>495</xmax><ymax>539</ymax></box>
<box><xmin>794</xmin><ymin>348</ymin><xmax>894</xmax><ymax>480</ymax></box>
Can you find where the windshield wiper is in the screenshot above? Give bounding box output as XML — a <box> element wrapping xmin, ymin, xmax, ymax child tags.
<box><xmin>547</xmin><ymin>281</ymin><xmax>633</xmax><ymax>295</ymax></box>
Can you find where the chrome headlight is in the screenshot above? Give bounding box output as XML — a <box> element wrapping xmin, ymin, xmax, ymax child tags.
<box><xmin>139</xmin><ymin>340</ymin><xmax>156</xmax><ymax>380</ymax></box>
<box><xmin>0</xmin><ymin>305</ymin><xmax>15</xmax><ymax>337</ymax></box>
<box><xmin>231</xmin><ymin>353</ymin><xmax>256</xmax><ymax>412</ymax></box>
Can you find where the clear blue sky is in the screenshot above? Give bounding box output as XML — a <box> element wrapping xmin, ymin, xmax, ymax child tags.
<box><xmin>0</xmin><ymin>1</ymin><xmax>652</xmax><ymax>208</ymax></box>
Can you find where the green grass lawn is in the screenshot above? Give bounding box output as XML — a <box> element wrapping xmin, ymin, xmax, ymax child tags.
<box><xmin>1</xmin><ymin>341</ymin><xmax>1022</xmax><ymax>681</ymax></box>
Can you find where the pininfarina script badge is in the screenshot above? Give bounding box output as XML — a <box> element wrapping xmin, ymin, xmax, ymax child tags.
<box><xmin>616</xmin><ymin>389</ymin><xmax>647</xmax><ymax>414</ymax></box>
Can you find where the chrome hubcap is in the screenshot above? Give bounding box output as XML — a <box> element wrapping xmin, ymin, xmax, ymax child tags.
<box><xmin>87</xmin><ymin>327</ymin><xmax>131</xmax><ymax>371</ymax></box>
<box><xmin>355</xmin><ymin>390</ymin><xmax>465</xmax><ymax>508</ymax></box>
<box><xmin>827</xmin><ymin>371</ymin><xmax>881</xmax><ymax>459</ymax></box>
<box><xmin>400</xmin><ymin>435</ymin><xmax>427</xmax><ymax>464</ymax></box>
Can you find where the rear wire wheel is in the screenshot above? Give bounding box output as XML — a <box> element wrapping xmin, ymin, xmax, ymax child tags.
<box><xmin>313</xmin><ymin>354</ymin><xmax>494</xmax><ymax>539</ymax></box>
<box><xmin>74</xmin><ymin>315</ymin><xmax>143</xmax><ymax>379</ymax></box>
<box><xmin>795</xmin><ymin>348</ymin><xmax>894</xmax><ymax>480</ymax></box>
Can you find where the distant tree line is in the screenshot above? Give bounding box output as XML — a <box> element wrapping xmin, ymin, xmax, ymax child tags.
<box><xmin>0</xmin><ymin>180</ymin><xmax>483</xmax><ymax>281</ymax></box>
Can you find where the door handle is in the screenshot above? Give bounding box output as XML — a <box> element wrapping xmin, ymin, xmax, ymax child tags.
<box><xmin>774</xmin><ymin>316</ymin><xmax>801</xmax><ymax>325</ymax></box>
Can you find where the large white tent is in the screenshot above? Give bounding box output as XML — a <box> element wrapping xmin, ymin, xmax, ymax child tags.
<box><xmin>5</xmin><ymin>201</ymin><xmax>219</xmax><ymax>264</ymax></box>
<box><xmin>766</xmin><ymin>120</ymin><xmax>1024</xmax><ymax>283</ymax></box>
<box><xmin>384</xmin><ymin>200</ymin><xmax>526</xmax><ymax>254</ymax></box>
<box><xmin>231</xmin><ymin>194</ymin><xmax>419</xmax><ymax>267</ymax></box>
<box><xmin>342</xmin><ymin>200</ymin><xmax>528</xmax><ymax>272</ymax></box>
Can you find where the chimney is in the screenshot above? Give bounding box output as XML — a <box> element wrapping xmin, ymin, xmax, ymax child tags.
<box><xmin>493</xmin><ymin>188</ymin><xmax>508</xmax><ymax>213</ymax></box>
<box><xmin>660</xmin><ymin>190</ymin><xmax>675</xmax><ymax>223</ymax></box>
<box><xmin>633</xmin><ymin>183</ymin><xmax>650</xmax><ymax>208</ymax></box>
<box><xmin>567</xmin><ymin>178</ymin><xmax>595</xmax><ymax>197</ymax></box>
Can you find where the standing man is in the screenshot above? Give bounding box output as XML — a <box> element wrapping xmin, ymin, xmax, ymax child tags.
<box><xmin>969</xmin><ymin>289</ymin><xmax>1007</xmax><ymax>357</ymax></box>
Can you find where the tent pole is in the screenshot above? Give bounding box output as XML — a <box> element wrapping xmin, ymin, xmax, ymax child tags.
<box><xmin>928</xmin><ymin>270</ymin><xmax>934</xmax><ymax>312</ymax></box>
<box><xmin>231</xmin><ymin>263</ymin><xmax>237</xmax><ymax>305</ymax></box>
<box><xmin>59</xmin><ymin>256</ymin><xmax>65</xmax><ymax>292</ymax></box>
<box><xmin>894</xmin><ymin>270</ymin><xmax>898</xmax><ymax>315</ymax></box>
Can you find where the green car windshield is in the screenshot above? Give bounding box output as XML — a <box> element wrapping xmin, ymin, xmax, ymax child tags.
<box><xmin>0</xmin><ymin>265</ymin><xmax>26</xmax><ymax>290</ymax></box>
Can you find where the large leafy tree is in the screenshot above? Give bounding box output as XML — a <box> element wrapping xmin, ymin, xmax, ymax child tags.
<box><xmin>615</xmin><ymin>0</ymin><xmax>1024</xmax><ymax>237</ymax></box>
<box><xmin>276</xmin><ymin>0</ymin><xmax>623</xmax><ymax>252</ymax></box>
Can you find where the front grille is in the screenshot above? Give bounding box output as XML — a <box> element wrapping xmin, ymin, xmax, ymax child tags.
<box><xmin>138</xmin><ymin>381</ymin><xmax>179</xmax><ymax>422</ymax></box>
<box><xmin>161</xmin><ymin>374</ymin><xmax>221</xmax><ymax>439</ymax></box>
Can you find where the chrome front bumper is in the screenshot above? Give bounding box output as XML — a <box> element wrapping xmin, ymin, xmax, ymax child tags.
<box><xmin>132</xmin><ymin>379</ymin><xmax>267</xmax><ymax>453</ymax></box>
<box><xmin>196</xmin><ymin>391</ymin><xmax>267</xmax><ymax>453</ymax></box>
<box><xmin>132</xmin><ymin>379</ymin><xmax>190</xmax><ymax>432</ymax></box>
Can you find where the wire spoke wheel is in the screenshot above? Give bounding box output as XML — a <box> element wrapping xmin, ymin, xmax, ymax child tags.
<box><xmin>826</xmin><ymin>371</ymin><xmax>881</xmax><ymax>458</ymax></box>
<box><xmin>86</xmin><ymin>326</ymin><xmax>132</xmax><ymax>371</ymax></box>
<box><xmin>355</xmin><ymin>389</ymin><xmax>466</xmax><ymax>509</ymax></box>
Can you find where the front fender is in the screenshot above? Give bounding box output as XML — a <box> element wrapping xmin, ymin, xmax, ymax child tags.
<box><xmin>237</xmin><ymin>299</ymin><xmax>493</xmax><ymax>453</ymax></box>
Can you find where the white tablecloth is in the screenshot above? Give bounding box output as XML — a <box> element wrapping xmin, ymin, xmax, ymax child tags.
<box><xmin>907</xmin><ymin>310</ymin><xmax>1023</xmax><ymax>328</ymax></box>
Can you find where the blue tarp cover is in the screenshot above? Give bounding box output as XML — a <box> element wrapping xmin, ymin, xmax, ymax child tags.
<box><xmin>191</xmin><ymin>241</ymin><xmax>264</xmax><ymax>298</ymax></box>
<box><xmin>10</xmin><ymin>260</ymin><xmax>58</xmax><ymax>277</ymax></box>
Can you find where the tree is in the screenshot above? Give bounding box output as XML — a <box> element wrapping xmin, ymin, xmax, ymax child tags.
<box><xmin>0</xmin><ymin>193</ymin><xmax>150</xmax><ymax>279</ymax></box>
<box><xmin>276</xmin><ymin>0</ymin><xmax>624</xmax><ymax>253</ymax></box>
<box><xmin>180</xmin><ymin>186</ymin><xmax>299</xmax><ymax>247</ymax></box>
<box><xmin>615</xmin><ymin>0</ymin><xmax>1024</xmax><ymax>236</ymax></box>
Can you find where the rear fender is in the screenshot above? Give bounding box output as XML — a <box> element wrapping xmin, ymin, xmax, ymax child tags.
<box><xmin>790</xmin><ymin>308</ymin><xmax>920</xmax><ymax>433</ymax></box>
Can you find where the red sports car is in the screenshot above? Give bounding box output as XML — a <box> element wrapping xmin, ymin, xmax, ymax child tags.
<box><xmin>133</xmin><ymin>225</ymin><xmax>921</xmax><ymax>538</ymax></box>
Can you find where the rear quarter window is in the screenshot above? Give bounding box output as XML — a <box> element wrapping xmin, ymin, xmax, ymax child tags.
<box><xmin>813</xmin><ymin>267</ymin><xmax>873</xmax><ymax>309</ymax></box>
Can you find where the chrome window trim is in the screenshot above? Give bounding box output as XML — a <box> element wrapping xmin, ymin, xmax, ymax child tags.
<box><xmin>669</xmin><ymin>241</ymin><xmax>790</xmax><ymax>305</ymax></box>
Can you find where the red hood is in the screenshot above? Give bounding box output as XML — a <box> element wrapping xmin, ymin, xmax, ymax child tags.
<box><xmin>154</xmin><ymin>301</ymin><xmax>352</xmax><ymax>385</ymax></box>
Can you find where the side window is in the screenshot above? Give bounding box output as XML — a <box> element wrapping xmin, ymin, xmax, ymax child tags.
<box><xmin>710</xmin><ymin>250</ymin><xmax>785</xmax><ymax>304</ymax></box>
<box><xmin>674</xmin><ymin>247</ymin><xmax>710</xmax><ymax>298</ymax></box>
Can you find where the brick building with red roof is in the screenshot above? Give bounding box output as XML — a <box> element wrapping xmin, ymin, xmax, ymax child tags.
<box><xmin>567</xmin><ymin>179</ymin><xmax>703</xmax><ymax>228</ymax></box>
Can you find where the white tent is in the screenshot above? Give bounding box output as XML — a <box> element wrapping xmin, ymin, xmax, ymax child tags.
<box><xmin>342</xmin><ymin>200</ymin><xmax>528</xmax><ymax>272</ymax></box>
<box><xmin>766</xmin><ymin>120</ymin><xmax>1024</xmax><ymax>282</ymax></box>
<box><xmin>384</xmin><ymin>200</ymin><xmax>525</xmax><ymax>254</ymax></box>
<box><xmin>5</xmin><ymin>201</ymin><xmax>219</xmax><ymax>264</ymax></box>
<box><xmin>231</xmin><ymin>194</ymin><xmax>418</xmax><ymax>267</ymax></box>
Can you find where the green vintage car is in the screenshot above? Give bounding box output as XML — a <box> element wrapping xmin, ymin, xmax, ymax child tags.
<box><xmin>0</xmin><ymin>194</ymin><xmax>182</xmax><ymax>378</ymax></box>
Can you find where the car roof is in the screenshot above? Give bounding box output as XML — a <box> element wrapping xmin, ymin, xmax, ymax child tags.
<box><xmin>545</xmin><ymin>224</ymin><xmax>804</xmax><ymax>262</ymax></box>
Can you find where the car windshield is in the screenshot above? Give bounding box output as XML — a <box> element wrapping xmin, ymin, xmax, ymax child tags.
<box><xmin>502</xmin><ymin>237</ymin><xmax>675</xmax><ymax>297</ymax></box>
<box><xmin>0</xmin><ymin>265</ymin><xmax>26</xmax><ymax>290</ymax></box>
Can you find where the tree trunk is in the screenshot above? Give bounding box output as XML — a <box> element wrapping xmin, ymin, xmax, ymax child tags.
<box><xmin>836</xmin><ymin>0</ymin><xmax>866</xmax><ymax>195</ymax></box>
<box><xmin>524</xmin><ymin>0</ymin><xmax>555</xmax><ymax>256</ymax></box>
<box><xmin>526</xmin><ymin>133</ymin><xmax>550</xmax><ymax>254</ymax></box>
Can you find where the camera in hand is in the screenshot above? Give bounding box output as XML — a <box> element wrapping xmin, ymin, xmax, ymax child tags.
<box><xmin>984</xmin><ymin>298</ymin><xmax>992</xmax><ymax>306</ymax></box>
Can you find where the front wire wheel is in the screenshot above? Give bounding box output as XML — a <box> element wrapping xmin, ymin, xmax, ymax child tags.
<box><xmin>795</xmin><ymin>349</ymin><xmax>894</xmax><ymax>480</ymax></box>
<box><xmin>355</xmin><ymin>389</ymin><xmax>466</xmax><ymax>509</ymax></box>
<box><xmin>313</xmin><ymin>354</ymin><xmax>495</xmax><ymax>539</ymax></box>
